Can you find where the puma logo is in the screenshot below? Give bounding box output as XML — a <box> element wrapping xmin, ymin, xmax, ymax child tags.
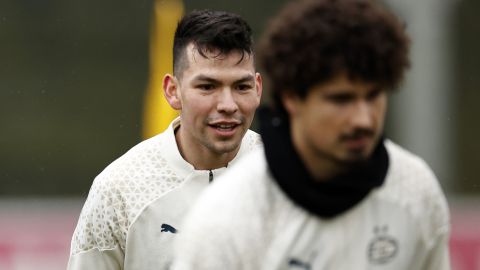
<box><xmin>288</xmin><ymin>258</ymin><xmax>311</xmax><ymax>270</ymax></box>
<box><xmin>161</xmin><ymin>224</ymin><xmax>178</xmax><ymax>234</ymax></box>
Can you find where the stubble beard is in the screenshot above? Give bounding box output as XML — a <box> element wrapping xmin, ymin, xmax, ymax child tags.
<box><xmin>203</xmin><ymin>115</ymin><xmax>250</xmax><ymax>155</ymax></box>
<box><xmin>309</xmin><ymin>138</ymin><xmax>376</xmax><ymax>172</ymax></box>
<box><xmin>201</xmin><ymin>125</ymin><xmax>246</xmax><ymax>155</ymax></box>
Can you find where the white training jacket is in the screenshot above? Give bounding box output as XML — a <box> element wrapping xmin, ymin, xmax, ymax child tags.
<box><xmin>67</xmin><ymin>117</ymin><xmax>262</xmax><ymax>270</ymax></box>
<box><xmin>173</xmin><ymin>140</ymin><xmax>450</xmax><ymax>270</ymax></box>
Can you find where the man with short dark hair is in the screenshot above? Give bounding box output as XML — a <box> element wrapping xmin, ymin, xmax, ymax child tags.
<box><xmin>173</xmin><ymin>1</ymin><xmax>450</xmax><ymax>269</ymax></box>
<box><xmin>68</xmin><ymin>9</ymin><xmax>262</xmax><ymax>270</ymax></box>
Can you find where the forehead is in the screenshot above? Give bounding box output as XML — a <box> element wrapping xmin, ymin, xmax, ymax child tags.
<box><xmin>182</xmin><ymin>43</ymin><xmax>255</xmax><ymax>74</ymax></box>
<box><xmin>311</xmin><ymin>73</ymin><xmax>380</xmax><ymax>94</ymax></box>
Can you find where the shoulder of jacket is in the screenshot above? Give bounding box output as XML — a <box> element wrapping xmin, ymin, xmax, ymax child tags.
<box><xmin>380</xmin><ymin>140</ymin><xmax>450</xmax><ymax>241</ymax></box>
<box><xmin>243</xmin><ymin>129</ymin><xmax>263</xmax><ymax>149</ymax></box>
<box><xmin>71</xmin><ymin>131</ymin><xmax>185</xmax><ymax>256</ymax></box>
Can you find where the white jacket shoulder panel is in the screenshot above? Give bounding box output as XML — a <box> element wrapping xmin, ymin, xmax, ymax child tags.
<box><xmin>380</xmin><ymin>140</ymin><xmax>450</xmax><ymax>246</ymax></box>
<box><xmin>70</xmin><ymin>119</ymin><xmax>190</xmax><ymax>256</ymax></box>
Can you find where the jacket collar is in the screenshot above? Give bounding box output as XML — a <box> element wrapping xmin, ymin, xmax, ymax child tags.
<box><xmin>259</xmin><ymin>107</ymin><xmax>389</xmax><ymax>218</ymax></box>
<box><xmin>163</xmin><ymin>117</ymin><xmax>259</xmax><ymax>175</ymax></box>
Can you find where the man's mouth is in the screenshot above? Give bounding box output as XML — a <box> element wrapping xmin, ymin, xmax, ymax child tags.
<box><xmin>213</xmin><ymin>123</ymin><xmax>237</xmax><ymax>130</ymax></box>
<box><xmin>342</xmin><ymin>134</ymin><xmax>377</xmax><ymax>155</ymax></box>
<box><xmin>208</xmin><ymin>121</ymin><xmax>241</xmax><ymax>134</ymax></box>
<box><xmin>345</xmin><ymin>137</ymin><xmax>370</xmax><ymax>146</ymax></box>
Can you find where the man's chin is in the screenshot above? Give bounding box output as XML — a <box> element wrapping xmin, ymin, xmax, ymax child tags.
<box><xmin>337</xmin><ymin>151</ymin><xmax>372</xmax><ymax>166</ymax></box>
<box><xmin>210</xmin><ymin>140</ymin><xmax>241</xmax><ymax>155</ymax></box>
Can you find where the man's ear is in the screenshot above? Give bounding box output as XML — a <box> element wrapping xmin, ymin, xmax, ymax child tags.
<box><xmin>255</xmin><ymin>72</ymin><xmax>263</xmax><ymax>106</ymax></box>
<box><xmin>281</xmin><ymin>91</ymin><xmax>299</xmax><ymax>116</ymax></box>
<box><xmin>163</xmin><ymin>74</ymin><xmax>182</xmax><ymax>110</ymax></box>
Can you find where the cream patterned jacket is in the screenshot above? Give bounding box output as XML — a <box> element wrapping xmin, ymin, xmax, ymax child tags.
<box><xmin>68</xmin><ymin>117</ymin><xmax>262</xmax><ymax>270</ymax></box>
<box><xmin>173</xmin><ymin>141</ymin><xmax>450</xmax><ymax>270</ymax></box>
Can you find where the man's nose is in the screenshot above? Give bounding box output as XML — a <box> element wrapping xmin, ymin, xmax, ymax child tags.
<box><xmin>217</xmin><ymin>89</ymin><xmax>239</xmax><ymax>114</ymax></box>
<box><xmin>351</xmin><ymin>102</ymin><xmax>374</xmax><ymax>128</ymax></box>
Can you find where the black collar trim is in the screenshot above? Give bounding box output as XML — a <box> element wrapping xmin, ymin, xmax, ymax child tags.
<box><xmin>259</xmin><ymin>107</ymin><xmax>389</xmax><ymax>218</ymax></box>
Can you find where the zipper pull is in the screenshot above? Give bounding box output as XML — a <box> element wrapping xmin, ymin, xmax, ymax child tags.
<box><xmin>209</xmin><ymin>170</ymin><xmax>213</xmax><ymax>183</ymax></box>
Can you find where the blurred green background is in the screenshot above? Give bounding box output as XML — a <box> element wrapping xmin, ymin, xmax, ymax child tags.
<box><xmin>0</xmin><ymin>0</ymin><xmax>478</xmax><ymax>197</ymax></box>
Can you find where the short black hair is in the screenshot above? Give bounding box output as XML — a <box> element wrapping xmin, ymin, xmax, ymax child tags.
<box><xmin>259</xmin><ymin>0</ymin><xmax>410</xmax><ymax>109</ymax></box>
<box><xmin>173</xmin><ymin>10</ymin><xmax>254</xmax><ymax>77</ymax></box>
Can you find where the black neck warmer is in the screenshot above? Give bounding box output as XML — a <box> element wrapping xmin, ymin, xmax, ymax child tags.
<box><xmin>259</xmin><ymin>107</ymin><xmax>389</xmax><ymax>218</ymax></box>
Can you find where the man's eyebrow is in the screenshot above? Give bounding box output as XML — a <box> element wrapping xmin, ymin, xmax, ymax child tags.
<box><xmin>191</xmin><ymin>74</ymin><xmax>255</xmax><ymax>84</ymax></box>
<box><xmin>234</xmin><ymin>75</ymin><xmax>255</xmax><ymax>84</ymax></box>
<box><xmin>191</xmin><ymin>75</ymin><xmax>221</xmax><ymax>84</ymax></box>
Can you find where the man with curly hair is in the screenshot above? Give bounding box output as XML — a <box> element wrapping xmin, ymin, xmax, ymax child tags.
<box><xmin>172</xmin><ymin>0</ymin><xmax>450</xmax><ymax>269</ymax></box>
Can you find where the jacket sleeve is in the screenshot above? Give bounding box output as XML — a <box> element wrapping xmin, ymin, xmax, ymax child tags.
<box><xmin>67</xmin><ymin>248</ymin><xmax>124</xmax><ymax>270</ymax></box>
<box><xmin>67</xmin><ymin>175</ymin><xmax>126</xmax><ymax>270</ymax></box>
<box><xmin>421</xmin><ymin>166</ymin><xmax>451</xmax><ymax>270</ymax></box>
<box><xmin>421</xmin><ymin>228</ymin><xmax>451</xmax><ymax>270</ymax></box>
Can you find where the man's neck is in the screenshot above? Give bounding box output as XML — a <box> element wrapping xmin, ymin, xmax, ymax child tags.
<box><xmin>290</xmin><ymin>129</ymin><xmax>346</xmax><ymax>182</ymax></box>
<box><xmin>298</xmin><ymin>149</ymin><xmax>345</xmax><ymax>181</ymax></box>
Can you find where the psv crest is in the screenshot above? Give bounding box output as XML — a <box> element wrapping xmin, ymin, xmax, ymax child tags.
<box><xmin>367</xmin><ymin>225</ymin><xmax>398</xmax><ymax>264</ymax></box>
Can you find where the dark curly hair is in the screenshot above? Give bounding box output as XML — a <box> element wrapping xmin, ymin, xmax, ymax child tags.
<box><xmin>259</xmin><ymin>0</ymin><xmax>410</xmax><ymax>108</ymax></box>
<box><xmin>173</xmin><ymin>10</ymin><xmax>254</xmax><ymax>77</ymax></box>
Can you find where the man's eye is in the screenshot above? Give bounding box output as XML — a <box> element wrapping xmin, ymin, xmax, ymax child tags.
<box><xmin>327</xmin><ymin>94</ymin><xmax>352</xmax><ymax>104</ymax></box>
<box><xmin>197</xmin><ymin>84</ymin><xmax>214</xmax><ymax>90</ymax></box>
<box><xmin>367</xmin><ymin>89</ymin><xmax>383</xmax><ymax>101</ymax></box>
<box><xmin>236</xmin><ymin>84</ymin><xmax>252</xmax><ymax>91</ymax></box>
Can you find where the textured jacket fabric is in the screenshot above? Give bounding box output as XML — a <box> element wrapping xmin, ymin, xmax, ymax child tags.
<box><xmin>67</xmin><ymin>117</ymin><xmax>262</xmax><ymax>270</ymax></box>
<box><xmin>173</xmin><ymin>141</ymin><xmax>450</xmax><ymax>270</ymax></box>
